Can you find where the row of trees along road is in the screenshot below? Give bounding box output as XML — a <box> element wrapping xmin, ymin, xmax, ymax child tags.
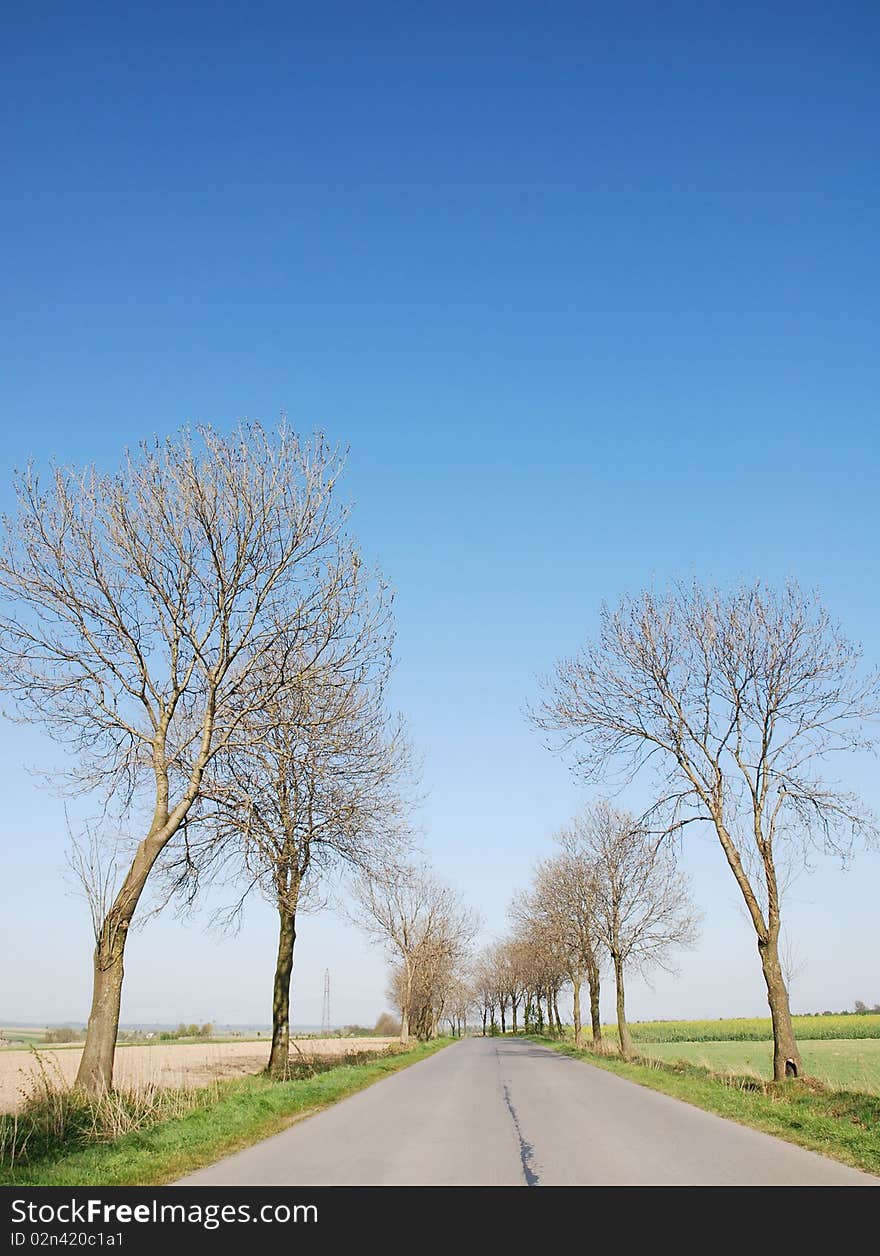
<box><xmin>0</xmin><ymin>424</ymin><xmax>415</xmax><ymax>1091</ymax></box>
<box><xmin>507</xmin><ymin>802</ymin><xmax>698</xmax><ymax>1053</ymax></box>
<box><xmin>532</xmin><ymin>583</ymin><xmax>879</xmax><ymax>1080</ymax></box>
<box><xmin>471</xmin><ymin>935</ymin><xmax>562</xmax><ymax>1037</ymax></box>
<box><xmin>1</xmin><ymin>433</ymin><xmax>875</xmax><ymax>1088</ymax></box>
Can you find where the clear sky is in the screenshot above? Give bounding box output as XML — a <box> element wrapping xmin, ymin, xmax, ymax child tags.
<box><xmin>1</xmin><ymin>2</ymin><xmax>878</xmax><ymax>1029</ymax></box>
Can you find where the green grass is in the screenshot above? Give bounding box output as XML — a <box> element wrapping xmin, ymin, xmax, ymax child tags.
<box><xmin>0</xmin><ymin>1038</ymin><xmax>450</xmax><ymax>1187</ymax></box>
<box><xmin>599</xmin><ymin>1014</ymin><xmax>880</xmax><ymax>1043</ymax></box>
<box><xmin>531</xmin><ymin>1036</ymin><xmax>880</xmax><ymax>1178</ymax></box>
<box><xmin>0</xmin><ymin>1029</ymin><xmax>48</xmax><ymax>1049</ymax></box>
<box><xmin>636</xmin><ymin>1038</ymin><xmax>880</xmax><ymax>1095</ymax></box>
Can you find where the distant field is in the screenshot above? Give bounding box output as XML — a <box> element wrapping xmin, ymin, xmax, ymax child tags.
<box><xmin>602</xmin><ymin>1015</ymin><xmax>880</xmax><ymax>1043</ymax></box>
<box><xmin>636</xmin><ymin>1038</ymin><xmax>880</xmax><ymax>1095</ymax></box>
<box><xmin>0</xmin><ymin>1027</ymin><xmax>334</xmax><ymax>1051</ymax></box>
<box><xmin>588</xmin><ymin>1015</ymin><xmax>880</xmax><ymax>1094</ymax></box>
<box><xmin>0</xmin><ymin>1028</ymin><xmax>47</xmax><ymax>1048</ymax></box>
<box><xmin>0</xmin><ymin>1031</ymin><xmax>267</xmax><ymax>1051</ymax></box>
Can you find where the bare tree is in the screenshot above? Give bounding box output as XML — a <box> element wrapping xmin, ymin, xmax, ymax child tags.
<box><xmin>507</xmin><ymin>913</ymin><xmax>568</xmax><ymax>1036</ymax></box>
<box><xmin>521</xmin><ymin>850</ymin><xmax>604</xmax><ymax>1048</ymax></box>
<box><xmin>443</xmin><ymin>977</ymin><xmax>473</xmax><ymax>1037</ymax></box>
<box><xmin>495</xmin><ymin>937</ymin><xmax>529</xmax><ymax>1033</ymax></box>
<box><xmin>567</xmin><ymin>802</ymin><xmax>697</xmax><ymax>1055</ymax></box>
<box><xmin>779</xmin><ymin>927</ymin><xmax>806</xmax><ymax>1004</ymax></box>
<box><xmin>353</xmin><ymin>864</ymin><xmax>478</xmax><ymax>1044</ymax></box>
<box><xmin>66</xmin><ymin>824</ymin><xmax>124</xmax><ymax>952</ymax></box>
<box><xmin>407</xmin><ymin>926</ymin><xmax>473</xmax><ymax>1040</ymax></box>
<box><xmin>534</xmin><ymin>581</ymin><xmax>878</xmax><ymax>1077</ymax></box>
<box><xmin>471</xmin><ymin>950</ymin><xmax>501</xmax><ymax>1036</ymax></box>
<box><xmin>0</xmin><ymin>423</ymin><xmax>350</xmax><ymax>1091</ymax></box>
<box><xmin>474</xmin><ymin>940</ymin><xmax>522</xmax><ymax>1034</ymax></box>
<box><xmin>165</xmin><ymin>629</ymin><xmax>415</xmax><ymax>1077</ymax></box>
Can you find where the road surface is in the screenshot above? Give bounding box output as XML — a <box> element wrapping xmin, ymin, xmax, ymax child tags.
<box><xmin>177</xmin><ymin>1037</ymin><xmax>877</xmax><ymax>1186</ymax></box>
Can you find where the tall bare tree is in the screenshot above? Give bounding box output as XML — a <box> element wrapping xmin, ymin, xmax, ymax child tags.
<box><xmin>166</xmin><ymin>626</ymin><xmax>414</xmax><ymax>1077</ymax></box>
<box><xmin>402</xmin><ymin>926</ymin><xmax>473</xmax><ymax>1041</ymax></box>
<box><xmin>522</xmin><ymin>851</ymin><xmax>604</xmax><ymax>1048</ymax></box>
<box><xmin>535</xmin><ymin>581</ymin><xmax>878</xmax><ymax>1077</ymax></box>
<box><xmin>0</xmin><ymin>423</ymin><xmax>350</xmax><ymax>1091</ymax></box>
<box><xmin>567</xmin><ymin>802</ymin><xmax>697</xmax><ymax>1055</ymax></box>
<box><xmin>353</xmin><ymin>864</ymin><xmax>478</xmax><ymax>1044</ymax></box>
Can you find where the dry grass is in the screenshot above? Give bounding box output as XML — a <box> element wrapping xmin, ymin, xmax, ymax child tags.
<box><xmin>0</xmin><ymin>1037</ymin><xmax>395</xmax><ymax>1114</ymax></box>
<box><xmin>0</xmin><ymin>1040</ymin><xmax>448</xmax><ymax>1186</ymax></box>
<box><xmin>0</xmin><ymin>1041</ymin><xmax>403</xmax><ymax>1174</ymax></box>
<box><xmin>0</xmin><ymin>1051</ymin><xmax>223</xmax><ymax>1171</ymax></box>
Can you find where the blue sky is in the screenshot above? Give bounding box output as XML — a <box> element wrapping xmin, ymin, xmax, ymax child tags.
<box><xmin>1</xmin><ymin>2</ymin><xmax>878</xmax><ymax>1027</ymax></box>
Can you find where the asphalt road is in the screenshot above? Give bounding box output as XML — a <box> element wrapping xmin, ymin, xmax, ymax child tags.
<box><xmin>176</xmin><ymin>1037</ymin><xmax>877</xmax><ymax>1186</ymax></box>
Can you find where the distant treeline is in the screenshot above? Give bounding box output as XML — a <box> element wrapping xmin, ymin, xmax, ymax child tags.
<box><xmin>35</xmin><ymin>1013</ymin><xmax>401</xmax><ymax>1047</ymax></box>
<box><xmin>40</xmin><ymin>1023</ymin><xmax>214</xmax><ymax>1045</ymax></box>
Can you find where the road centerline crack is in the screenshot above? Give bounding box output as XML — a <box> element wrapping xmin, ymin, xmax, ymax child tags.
<box><xmin>501</xmin><ymin>1080</ymin><xmax>540</xmax><ymax>1186</ymax></box>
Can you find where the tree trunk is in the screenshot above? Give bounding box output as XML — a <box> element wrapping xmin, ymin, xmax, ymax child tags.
<box><xmin>759</xmin><ymin>932</ymin><xmax>802</xmax><ymax>1080</ymax></box>
<box><xmin>266</xmin><ymin>908</ymin><xmax>297</xmax><ymax>1078</ymax></box>
<box><xmin>572</xmin><ymin>980</ymin><xmax>582</xmax><ymax>1047</ymax></box>
<box><xmin>501</xmin><ymin>1002</ymin><xmax>506</xmax><ymax>1035</ymax></box>
<box><xmin>481</xmin><ymin>1009</ymin><xmax>487</xmax><ymax>1036</ymax></box>
<box><xmin>75</xmin><ymin>835</ymin><xmax>164</xmax><ymax>1093</ymax></box>
<box><xmin>75</xmin><ymin>931</ymin><xmax>126</xmax><ymax>1093</ymax></box>
<box><xmin>588</xmin><ymin>964</ymin><xmax>602</xmax><ymax>1047</ymax></box>
<box><xmin>400</xmin><ymin>962</ymin><xmax>413</xmax><ymax>1045</ymax></box>
<box><xmin>613</xmin><ymin>954</ymin><xmax>633</xmax><ymax>1057</ymax></box>
<box><xmin>553</xmin><ymin>991</ymin><xmax>562</xmax><ymax>1034</ymax></box>
<box><xmin>512</xmin><ymin>999</ymin><xmax>518</xmax><ymax>1033</ymax></box>
<box><xmin>710</xmin><ymin>815</ymin><xmax>802</xmax><ymax>1081</ymax></box>
<box><xmin>75</xmin><ymin>732</ymin><xmax>213</xmax><ymax>1096</ymax></box>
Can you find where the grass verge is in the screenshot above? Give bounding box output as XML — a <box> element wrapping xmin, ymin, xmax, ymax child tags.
<box><xmin>529</xmin><ymin>1036</ymin><xmax>880</xmax><ymax>1178</ymax></box>
<box><xmin>634</xmin><ymin>1037</ymin><xmax>880</xmax><ymax>1095</ymax></box>
<box><xmin>0</xmin><ymin>1039</ymin><xmax>451</xmax><ymax>1187</ymax></box>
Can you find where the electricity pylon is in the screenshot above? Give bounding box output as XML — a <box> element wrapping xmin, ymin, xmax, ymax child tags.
<box><xmin>321</xmin><ymin>969</ymin><xmax>331</xmax><ymax>1035</ymax></box>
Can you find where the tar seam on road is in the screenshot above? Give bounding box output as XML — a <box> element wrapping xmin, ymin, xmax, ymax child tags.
<box><xmin>501</xmin><ymin>1082</ymin><xmax>540</xmax><ymax>1186</ymax></box>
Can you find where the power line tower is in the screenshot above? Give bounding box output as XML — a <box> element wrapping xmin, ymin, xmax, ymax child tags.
<box><xmin>320</xmin><ymin>969</ymin><xmax>331</xmax><ymax>1035</ymax></box>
